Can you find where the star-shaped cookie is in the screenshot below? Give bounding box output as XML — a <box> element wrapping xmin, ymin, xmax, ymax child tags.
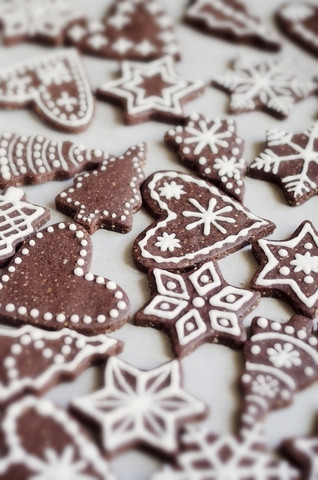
<box><xmin>249</xmin><ymin>124</ymin><xmax>318</xmax><ymax>206</ymax></box>
<box><xmin>165</xmin><ymin>113</ymin><xmax>247</xmax><ymax>202</ymax></box>
<box><xmin>212</xmin><ymin>56</ymin><xmax>317</xmax><ymax>119</ymax></box>
<box><xmin>135</xmin><ymin>261</ymin><xmax>260</xmax><ymax>357</ymax></box>
<box><xmin>251</xmin><ymin>221</ymin><xmax>318</xmax><ymax>318</ymax></box>
<box><xmin>97</xmin><ymin>56</ymin><xmax>205</xmax><ymax>125</ymax></box>
<box><xmin>71</xmin><ymin>357</ymin><xmax>207</xmax><ymax>456</ymax></box>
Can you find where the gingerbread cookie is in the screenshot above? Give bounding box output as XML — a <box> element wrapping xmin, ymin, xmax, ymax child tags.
<box><xmin>0</xmin><ymin>49</ymin><xmax>94</xmax><ymax>132</ymax></box>
<box><xmin>132</xmin><ymin>170</ymin><xmax>275</xmax><ymax>272</ymax></box>
<box><xmin>212</xmin><ymin>56</ymin><xmax>317</xmax><ymax>119</ymax></box>
<box><xmin>0</xmin><ymin>132</ymin><xmax>109</xmax><ymax>188</ymax></box>
<box><xmin>72</xmin><ymin>357</ymin><xmax>207</xmax><ymax>457</ymax></box>
<box><xmin>0</xmin><ymin>325</ymin><xmax>122</xmax><ymax>405</ymax></box>
<box><xmin>165</xmin><ymin>113</ymin><xmax>247</xmax><ymax>202</ymax></box>
<box><xmin>0</xmin><ymin>396</ymin><xmax>115</xmax><ymax>480</ymax></box>
<box><xmin>249</xmin><ymin>125</ymin><xmax>318</xmax><ymax>206</ymax></box>
<box><xmin>96</xmin><ymin>56</ymin><xmax>205</xmax><ymax>125</ymax></box>
<box><xmin>282</xmin><ymin>430</ymin><xmax>318</xmax><ymax>480</ymax></box>
<box><xmin>66</xmin><ymin>0</ymin><xmax>180</xmax><ymax>61</ymax></box>
<box><xmin>240</xmin><ymin>315</ymin><xmax>318</xmax><ymax>429</ymax></box>
<box><xmin>0</xmin><ymin>187</ymin><xmax>49</xmax><ymax>266</ymax></box>
<box><xmin>135</xmin><ymin>261</ymin><xmax>260</xmax><ymax>357</ymax></box>
<box><xmin>277</xmin><ymin>3</ymin><xmax>318</xmax><ymax>58</ymax></box>
<box><xmin>0</xmin><ymin>222</ymin><xmax>130</xmax><ymax>334</ymax></box>
<box><xmin>185</xmin><ymin>0</ymin><xmax>281</xmax><ymax>51</ymax></box>
<box><xmin>153</xmin><ymin>424</ymin><xmax>299</xmax><ymax>479</ymax></box>
<box><xmin>251</xmin><ymin>221</ymin><xmax>318</xmax><ymax>319</ymax></box>
<box><xmin>56</xmin><ymin>143</ymin><xmax>146</xmax><ymax>234</ymax></box>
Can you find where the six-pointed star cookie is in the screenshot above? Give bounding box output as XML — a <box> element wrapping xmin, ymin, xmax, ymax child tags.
<box><xmin>185</xmin><ymin>0</ymin><xmax>281</xmax><ymax>51</ymax></box>
<box><xmin>240</xmin><ymin>315</ymin><xmax>318</xmax><ymax>429</ymax></box>
<box><xmin>135</xmin><ymin>261</ymin><xmax>260</xmax><ymax>357</ymax></box>
<box><xmin>71</xmin><ymin>357</ymin><xmax>207</xmax><ymax>456</ymax></box>
<box><xmin>165</xmin><ymin>113</ymin><xmax>247</xmax><ymax>201</ymax></box>
<box><xmin>212</xmin><ymin>56</ymin><xmax>317</xmax><ymax>119</ymax></box>
<box><xmin>249</xmin><ymin>124</ymin><xmax>318</xmax><ymax>206</ymax></box>
<box><xmin>282</xmin><ymin>431</ymin><xmax>318</xmax><ymax>480</ymax></box>
<box><xmin>96</xmin><ymin>55</ymin><xmax>205</xmax><ymax>124</ymax></box>
<box><xmin>251</xmin><ymin>220</ymin><xmax>318</xmax><ymax>318</ymax></box>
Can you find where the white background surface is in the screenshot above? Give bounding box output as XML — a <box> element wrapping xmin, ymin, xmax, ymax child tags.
<box><xmin>0</xmin><ymin>1</ymin><xmax>317</xmax><ymax>479</ymax></box>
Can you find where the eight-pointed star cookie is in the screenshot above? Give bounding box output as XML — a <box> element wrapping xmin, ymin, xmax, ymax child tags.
<box><xmin>0</xmin><ymin>49</ymin><xmax>94</xmax><ymax>132</ymax></box>
<box><xmin>0</xmin><ymin>325</ymin><xmax>123</xmax><ymax>406</ymax></box>
<box><xmin>185</xmin><ymin>0</ymin><xmax>281</xmax><ymax>51</ymax></box>
<box><xmin>282</xmin><ymin>429</ymin><xmax>318</xmax><ymax>480</ymax></box>
<box><xmin>135</xmin><ymin>261</ymin><xmax>260</xmax><ymax>357</ymax></box>
<box><xmin>71</xmin><ymin>357</ymin><xmax>207</xmax><ymax>457</ymax></box>
<box><xmin>55</xmin><ymin>143</ymin><xmax>146</xmax><ymax>234</ymax></box>
<box><xmin>132</xmin><ymin>170</ymin><xmax>275</xmax><ymax>272</ymax></box>
<box><xmin>250</xmin><ymin>220</ymin><xmax>318</xmax><ymax>318</ymax></box>
<box><xmin>96</xmin><ymin>55</ymin><xmax>205</xmax><ymax>125</ymax></box>
<box><xmin>0</xmin><ymin>187</ymin><xmax>50</xmax><ymax>266</ymax></box>
<box><xmin>153</xmin><ymin>424</ymin><xmax>299</xmax><ymax>480</ymax></box>
<box><xmin>276</xmin><ymin>3</ymin><xmax>318</xmax><ymax>58</ymax></box>
<box><xmin>0</xmin><ymin>396</ymin><xmax>115</xmax><ymax>480</ymax></box>
<box><xmin>249</xmin><ymin>124</ymin><xmax>318</xmax><ymax>206</ymax></box>
<box><xmin>212</xmin><ymin>56</ymin><xmax>317</xmax><ymax>119</ymax></box>
<box><xmin>240</xmin><ymin>315</ymin><xmax>318</xmax><ymax>430</ymax></box>
<box><xmin>66</xmin><ymin>0</ymin><xmax>180</xmax><ymax>61</ymax></box>
<box><xmin>165</xmin><ymin>113</ymin><xmax>247</xmax><ymax>202</ymax></box>
<box><xmin>0</xmin><ymin>222</ymin><xmax>130</xmax><ymax>334</ymax></box>
<box><xmin>0</xmin><ymin>0</ymin><xmax>85</xmax><ymax>46</ymax></box>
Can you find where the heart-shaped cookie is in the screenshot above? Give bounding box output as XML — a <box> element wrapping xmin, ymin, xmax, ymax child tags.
<box><xmin>0</xmin><ymin>222</ymin><xmax>130</xmax><ymax>334</ymax></box>
<box><xmin>132</xmin><ymin>171</ymin><xmax>275</xmax><ymax>271</ymax></box>
<box><xmin>0</xmin><ymin>49</ymin><xmax>94</xmax><ymax>132</ymax></box>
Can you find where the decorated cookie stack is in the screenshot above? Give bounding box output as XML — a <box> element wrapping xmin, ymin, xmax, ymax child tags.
<box><xmin>0</xmin><ymin>1</ymin><xmax>316</xmax><ymax>479</ymax></box>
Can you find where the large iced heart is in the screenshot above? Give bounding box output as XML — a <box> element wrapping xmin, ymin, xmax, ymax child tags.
<box><xmin>0</xmin><ymin>222</ymin><xmax>130</xmax><ymax>334</ymax></box>
<box><xmin>0</xmin><ymin>49</ymin><xmax>94</xmax><ymax>132</ymax></box>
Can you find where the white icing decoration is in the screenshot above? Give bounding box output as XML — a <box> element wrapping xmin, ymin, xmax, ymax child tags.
<box><xmin>183</xmin><ymin>197</ymin><xmax>235</xmax><ymax>235</ymax></box>
<box><xmin>175</xmin><ymin>309</ymin><xmax>207</xmax><ymax>346</ymax></box>
<box><xmin>281</xmin><ymin>4</ymin><xmax>314</xmax><ymax>22</ymax></box>
<box><xmin>155</xmin><ymin>232</ymin><xmax>181</xmax><ymax>252</ymax></box>
<box><xmin>183</xmin><ymin>118</ymin><xmax>231</xmax><ymax>154</ymax></box>
<box><xmin>209</xmin><ymin>285</ymin><xmax>254</xmax><ymax>310</ymax></box>
<box><xmin>266</xmin><ymin>342</ymin><xmax>302</xmax><ymax>369</ymax></box>
<box><xmin>153</xmin><ymin>269</ymin><xmax>190</xmax><ymax>300</ymax></box>
<box><xmin>209</xmin><ymin>310</ymin><xmax>241</xmax><ymax>336</ymax></box>
<box><xmin>158</xmin><ymin>181</ymin><xmax>186</xmax><ymax>200</ymax></box>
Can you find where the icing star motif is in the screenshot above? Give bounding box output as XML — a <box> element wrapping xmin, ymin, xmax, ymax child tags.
<box><xmin>251</xmin><ymin>221</ymin><xmax>318</xmax><ymax>318</ymax></box>
<box><xmin>71</xmin><ymin>357</ymin><xmax>207</xmax><ymax>456</ymax></box>
<box><xmin>135</xmin><ymin>261</ymin><xmax>260</xmax><ymax>357</ymax></box>
<box><xmin>96</xmin><ymin>56</ymin><xmax>205</xmax><ymax>124</ymax></box>
<box><xmin>249</xmin><ymin>124</ymin><xmax>318</xmax><ymax>206</ymax></box>
<box><xmin>212</xmin><ymin>56</ymin><xmax>317</xmax><ymax>119</ymax></box>
<box><xmin>165</xmin><ymin>113</ymin><xmax>247</xmax><ymax>201</ymax></box>
<box><xmin>282</xmin><ymin>431</ymin><xmax>318</xmax><ymax>480</ymax></box>
<box><xmin>0</xmin><ymin>396</ymin><xmax>114</xmax><ymax>480</ymax></box>
<box><xmin>240</xmin><ymin>315</ymin><xmax>318</xmax><ymax>429</ymax></box>
<box><xmin>132</xmin><ymin>170</ymin><xmax>275</xmax><ymax>272</ymax></box>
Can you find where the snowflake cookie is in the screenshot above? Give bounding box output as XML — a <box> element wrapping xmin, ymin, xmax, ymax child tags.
<box><xmin>0</xmin><ymin>325</ymin><xmax>122</xmax><ymax>405</ymax></box>
<box><xmin>251</xmin><ymin>220</ymin><xmax>318</xmax><ymax>318</ymax></box>
<box><xmin>0</xmin><ymin>222</ymin><xmax>130</xmax><ymax>334</ymax></box>
<box><xmin>0</xmin><ymin>187</ymin><xmax>49</xmax><ymax>266</ymax></box>
<box><xmin>56</xmin><ymin>143</ymin><xmax>146</xmax><ymax>234</ymax></box>
<box><xmin>0</xmin><ymin>132</ymin><xmax>109</xmax><ymax>188</ymax></box>
<box><xmin>153</xmin><ymin>424</ymin><xmax>299</xmax><ymax>480</ymax></box>
<box><xmin>185</xmin><ymin>0</ymin><xmax>281</xmax><ymax>51</ymax></box>
<box><xmin>96</xmin><ymin>56</ymin><xmax>205</xmax><ymax>125</ymax></box>
<box><xmin>0</xmin><ymin>0</ymin><xmax>85</xmax><ymax>46</ymax></box>
<box><xmin>165</xmin><ymin>113</ymin><xmax>247</xmax><ymax>201</ymax></box>
<box><xmin>71</xmin><ymin>357</ymin><xmax>207</xmax><ymax>457</ymax></box>
<box><xmin>282</xmin><ymin>430</ymin><xmax>318</xmax><ymax>480</ymax></box>
<box><xmin>249</xmin><ymin>124</ymin><xmax>318</xmax><ymax>206</ymax></box>
<box><xmin>132</xmin><ymin>170</ymin><xmax>275</xmax><ymax>272</ymax></box>
<box><xmin>277</xmin><ymin>3</ymin><xmax>318</xmax><ymax>58</ymax></box>
<box><xmin>240</xmin><ymin>315</ymin><xmax>318</xmax><ymax>429</ymax></box>
<box><xmin>212</xmin><ymin>56</ymin><xmax>317</xmax><ymax>119</ymax></box>
<box><xmin>0</xmin><ymin>396</ymin><xmax>115</xmax><ymax>480</ymax></box>
<box><xmin>66</xmin><ymin>0</ymin><xmax>180</xmax><ymax>61</ymax></box>
<box><xmin>0</xmin><ymin>49</ymin><xmax>94</xmax><ymax>132</ymax></box>
<box><xmin>135</xmin><ymin>261</ymin><xmax>260</xmax><ymax>357</ymax></box>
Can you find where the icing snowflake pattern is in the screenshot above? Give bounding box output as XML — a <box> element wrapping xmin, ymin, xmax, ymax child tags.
<box><xmin>165</xmin><ymin>113</ymin><xmax>247</xmax><ymax>201</ymax></box>
<box><xmin>155</xmin><ymin>232</ymin><xmax>181</xmax><ymax>252</ymax></box>
<box><xmin>71</xmin><ymin>357</ymin><xmax>207</xmax><ymax>455</ymax></box>
<box><xmin>267</xmin><ymin>342</ymin><xmax>302</xmax><ymax>369</ymax></box>
<box><xmin>135</xmin><ymin>261</ymin><xmax>260</xmax><ymax>357</ymax></box>
<box><xmin>133</xmin><ymin>171</ymin><xmax>274</xmax><ymax>272</ymax></box>
<box><xmin>250</xmin><ymin>124</ymin><xmax>318</xmax><ymax>206</ymax></box>
<box><xmin>213</xmin><ymin>56</ymin><xmax>317</xmax><ymax>118</ymax></box>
